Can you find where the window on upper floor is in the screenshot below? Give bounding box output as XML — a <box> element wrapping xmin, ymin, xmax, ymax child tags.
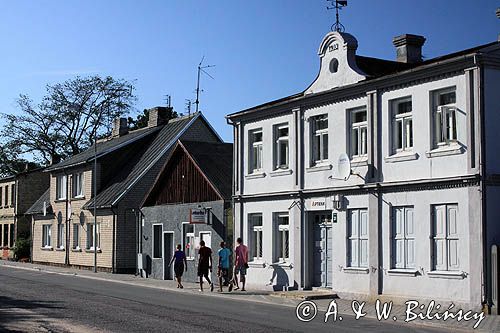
<box><xmin>249</xmin><ymin>129</ymin><xmax>263</xmax><ymax>173</ymax></box>
<box><xmin>432</xmin><ymin>88</ymin><xmax>457</xmax><ymax>148</ymax></box>
<box><xmin>391</xmin><ymin>98</ymin><xmax>413</xmax><ymax>154</ymax></box>
<box><xmin>4</xmin><ymin>186</ymin><xmax>9</xmax><ymax>207</ymax></box>
<box><xmin>274</xmin><ymin>124</ymin><xmax>289</xmax><ymax>170</ymax></box>
<box><xmin>56</xmin><ymin>175</ymin><xmax>67</xmax><ymax>200</ymax></box>
<box><xmin>10</xmin><ymin>184</ymin><xmax>15</xmax><ymax>207</ymax></box>
<box><xmin>349</xmin><ymin>108</ymin><xmax>367</xmax><ymax>159</ymax></box>
<box><xmin>311</xmin><ymin>114</ymin><xmax>328</xmax><ymax>165</ymax></box>
<box><xmin>72</xmin><ymin>172</ymin><xmax>84</xmax><ymax>198</ymax></box>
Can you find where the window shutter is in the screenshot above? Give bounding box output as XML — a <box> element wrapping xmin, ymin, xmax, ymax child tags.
<box><xmin>359</xmin><ymin>210</ymin><xmax>368</xmax><ymax>267</ymax></box>
<box><xmin>433</xmin><ymin>205</ymin><xmax>446</xmax><ymax>270</ymax></box>
<box><xmin>447</xmin><ymin>205</ymin><xmax>459</xmax><ymax>270</ymax></box>
<box><xmin>405</xmin><ymin>208</ymin><xmax>415</xmax><ymax>268</ymax></box>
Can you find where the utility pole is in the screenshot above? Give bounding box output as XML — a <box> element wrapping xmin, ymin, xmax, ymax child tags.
<box><xmin>194</xmin><ymin>56</ymin><xmax>215</xmax><ymax>113</ymax></box>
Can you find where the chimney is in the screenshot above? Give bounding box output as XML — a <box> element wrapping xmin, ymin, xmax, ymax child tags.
<box><xmin>147</xmin><ymin>106</ymin><xmax>171</xmax><ymax>127</ymax></box>
<box><xmin>392</xmin><ymin>34</ymin><xmax>426</xmax><ymax>63</ymax></box>
<box><xmin>112</xmin><ymin>117</ymin><xmax>128</xmax><ymax>137</ymax></box>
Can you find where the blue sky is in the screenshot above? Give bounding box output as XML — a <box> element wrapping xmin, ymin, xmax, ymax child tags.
<box><xmin>0</xmin><ymin>0</ymin><xmax>498</xmax><ymax>142</ymax></box>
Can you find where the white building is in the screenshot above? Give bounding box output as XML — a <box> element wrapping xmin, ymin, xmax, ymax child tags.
<box><xmin>226</xmin><ymin>30</ymin><xmax>500</xmax><ymax>310</ymax></box>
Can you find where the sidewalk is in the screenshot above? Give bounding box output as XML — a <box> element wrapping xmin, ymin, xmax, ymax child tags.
<box><xmin>1</xmin><ymin>260</ymin><xmax>499</xmax><ymax>332</ymax></box>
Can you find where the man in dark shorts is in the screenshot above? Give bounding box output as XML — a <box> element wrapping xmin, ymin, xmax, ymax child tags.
<box><xmin>217</xmin><ymin>241</ymin><xmax>231</xmax><ymax>292</ymax></box>
<box><xmin>197</xmin><ymin>240</ymin><xmax>214</xmax><ymax>292</ymax></box>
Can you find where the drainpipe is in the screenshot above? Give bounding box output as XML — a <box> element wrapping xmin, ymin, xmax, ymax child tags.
<box><xmin>64</xmin><ymin>170</ymin><xmax>70</xmax><ymax>266</ymax></box>
<box><xmin>111</xmin><ymin>205</ymin><xmax>117</xmax><ymax>274</ymax></box>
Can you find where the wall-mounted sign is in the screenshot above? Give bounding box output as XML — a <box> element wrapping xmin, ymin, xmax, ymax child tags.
<box><xmin>311</xmin><ymin>200</ymin><xmax>326</xmax><ymax>208</ymax></box>
<box><xmin>189</xmin><ymin>209</ymin><xmax>206</xmax><ymax>224</ymax></box>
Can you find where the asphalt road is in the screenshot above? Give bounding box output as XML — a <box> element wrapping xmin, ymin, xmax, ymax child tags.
<box><xmin>0</xmin><ymin>266</ymin><xmax>451</xmax><ymax>333</ymax></box>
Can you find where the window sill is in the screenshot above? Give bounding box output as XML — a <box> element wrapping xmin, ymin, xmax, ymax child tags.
<box><xmin>71</xmin><ymin>196</ymin><xmax>86</xmax><ymax>201</ymax></box>
<box><xmin>41</xmin><ymin>247</ymin><xmax>53</xmax><ymax>251</ymax></box>
<box><xmin>385</xmin><ymin>152</ymin><xmax>419</xmax><ymax>163</ymax></box>
<box><xmin>306</xmin><ymin>164</ymin><xmax>332</xmax><ymax>173</ymax></box>
<box><xmin>387</xmin><ymin>269</ymin><xmax>419</xmax><ymax>276</ymax></box>
<box><xmin>245</xmin><ymin>172</ymin><xmax>266</xmax><ymax>180</ymax></box>
<box><xmin>427</xmin><ymin>270</ymin><xmax>465</xmax><ymax>279</ymax></box>
<box><xmin>248</xmin><ymin>261</ymin><xmax>266</xmax><ymax>268</ymax></box>
<box><xmin>343</xmin><ymin>267</ymin><xmax>369</xmax><ymax>274</ymax></box>
<box><xmin>71</xmin><ymin>248</ymin><xmax>82</xmax><ymax>252</ymax></box>
<box><xmin>55</xmin><ymin>247</ymin><xmax>65</xmax><ymax>252</ymax></box>
<box><xmin>85</xmin><ymin>248</ymin><xmax>102</xmax><ymax>253</ymax></box>
<box><xmin>270</xmin><ymin>169</ymin><xmax>293</xmax><ymax>177</ymax></box>
<box><xmin>425</xmin><ymin>144</ymin><xmax>465</xmax><ymax>158</ymax></box>
<box><xmin>152</xmin><ymin>257</ymin><xmax>162</xmax><ymax>260</ymax></box>
<box><xmin>350</xmin><ymin>157</ymin><xmax>368</xmax><ymax>167</ymax></box>
<box><xmin>54</xmin><ymin>199</ymin><xmax>67</xmax><ymax>203</ymax></box>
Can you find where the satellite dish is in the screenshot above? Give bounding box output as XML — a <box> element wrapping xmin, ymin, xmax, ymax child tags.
<box><xmin>337</xmin><ymin>153</ymin><xmax>351</xmax><ymax>180</ymax></box>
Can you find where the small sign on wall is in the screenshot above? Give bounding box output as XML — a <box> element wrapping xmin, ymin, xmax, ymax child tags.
<box><xmin>332</xmin><ymin>212</ymin><xmax>338</xmax><ymax>223</ymax></box>
<box><xmin>189</xmin><ymin>209</ymin><xmax>206</xmax><ymax>224</ymax></box>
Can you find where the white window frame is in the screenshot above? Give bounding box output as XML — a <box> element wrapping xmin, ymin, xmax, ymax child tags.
<box><xmin>349</xmin><ymin>108</ymin><xmax>368</xmax><ymax>158</ymax></box>
<box><xmin>249</xmin><ymin>129</ymin><xmax>263</xmax><ymax>173</ymax></box>
<box><xmin>57</xmin><ymin>222</ymin><xmax>65</xmax><ymax>249</ymax></box>
<box><xmin>432</xmin><ymin>88</ymin><xmax>457</xmax><ymax>148</ymax></box>
<box><xmin>432</xmin><ymin>204</ymin><xmax>459</xmax><ymax>271</ymax></box>
<box><xmin>72</xmin><ymin>223</ymin><xmax>80</xmax><ymax>250</ymax></box>
<box><xmin>274</xmin><ymin>124</ymin><xmax>289</xmax><ymax>170</ymax></box>
<box><xmin>182</xmin><ymin>222</ymin><xmax>195</xmax><ymax>260</ymax></box>
<box><xmin>42</xmin><ymin>224</ymin><xmax>52</xmax><ymax>248</ymax></box>
<box><xmin>72</xmin><ymin>172</ymin><xmax>84</xmax><ymax>198</ymax></box>
<box><xmin>86</xmin><ymin>223</ymin><xmax>100</xmax><ymax>251</ymax></box>
<box><xmin>391</xmin><ymin>97</ymin><xmax>413</xmax><ymax>153</ymax></box>
<box><xmin>311</xmin><ymin>114</ymin><xmax>329</xmax><ymax>165</ymax></box>
<box><xmin>56</xmin><ymin>175</ymin><xmax>67</xmax><ymax>200</ymax></box>
<box><xmin>249</xmin><ymin>213</ymin><xmax>263</xmax><ymax>261</ymax></box>
<box><xmin>391</xmin><ymin>206</ymin><xmax>415</xmax><ymax>269</ymax></box>
<box><xmin>4</xmin><ymin>186</ymin><xmax>9</xmax><ymax>207</ymax></box>
<box><xmin>152</xmin><ymin>223</ymin><xmax>163</xmax><ymax>259</ymax></box>
<box><xmin>274</xmin><ymin>213</ymin><xmax>289</xmax><ymax>263</ymax></box>
<box><xmin>347</xmin><ymin>209</ymin><xmax>368</xmax><ymax>268</ymax></box>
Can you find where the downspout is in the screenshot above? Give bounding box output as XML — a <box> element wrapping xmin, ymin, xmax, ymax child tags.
<box><xmin>64</xmin><ymin>170</ymin><xmax>69</xmax><ymax>266</ymax></box>
<box><xmin>476</xmin><ymin>55</ymin><xmax>490</xmax><ymax>310</ymax></box>
<box><xmin>111</xmin><ymin>205</ymin><xmax>117</xmax><ymax>274</ymax></box>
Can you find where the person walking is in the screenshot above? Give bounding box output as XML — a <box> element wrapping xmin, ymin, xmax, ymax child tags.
<box><xmin>230</xmin><ymin>237</ymin><xmax>248</xmax><ymax>292</ymax></box>
<box><xmin>217</xmin><ymin>241</ymin><xmax>231</xmax><ymax>292</ymax></box>
<box><xmin>168</xmin><ymin>244</ymin><xmax>187</xmax><ymax>289</ymax></box>
<box><xmin>197</xmin><ymin>240</ymin><xmax>214</xmax><ymax>292</ymax></box>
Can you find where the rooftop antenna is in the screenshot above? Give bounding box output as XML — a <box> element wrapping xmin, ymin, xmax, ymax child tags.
<box><xmin>194</xmin><ymin>56</ymin><xmax>215</xmax><ymax>113</ymax></box>
<box><xmin>326</xmin><ymin>0</ymin><xmax>348</xmax><ymax>32</ymax></box>
<box><xmin>164</xmin><ymin>94</ymin><xmax>171</xmax><ymax>108</ymax></box>
<box><xmin>185</xmin><ymin>99</ymin><xmax>192</xmax><ymax>116</ymax></box>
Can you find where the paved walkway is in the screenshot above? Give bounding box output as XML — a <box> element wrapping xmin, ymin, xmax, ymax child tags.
<box><xmin>1</xmin><ymin>260</ymin><xmax>499</xmax><ymax>332</ymax></box>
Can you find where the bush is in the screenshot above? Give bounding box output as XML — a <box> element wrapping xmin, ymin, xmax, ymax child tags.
<box><xmin>12</xmin><ymin>238</ymin><xmax>31</xmax><ymax>261</ymax></box>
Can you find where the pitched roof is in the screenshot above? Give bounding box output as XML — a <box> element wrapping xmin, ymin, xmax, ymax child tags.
<box><xmin>26</xmin><ymin>188</ymin><xmax>51</xmax><ymax>215</ymax></box>
<box><xmin>227</xmin><ymin>40</ymin><xmax>500</xmax><ymax>119</ymax></box>
<box><xmin>45</xmin><ymin>125</ymin><xmax>162</xmax><ymax>172</ymax></box>
<box><xmin>83</xmin><ymin>114</ymin><xmax>201</xmax><ymax>209</ymax></box>
<box><xmin>180</xmin><ymin>140</ymin><xmax>233</xmax><ymax>199</ymax></box>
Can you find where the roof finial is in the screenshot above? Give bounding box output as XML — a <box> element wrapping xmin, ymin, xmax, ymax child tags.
<box><xmin>326</xmin><ymin>0</ymin><xmax>348</xmax><ymax>32</ymax></box>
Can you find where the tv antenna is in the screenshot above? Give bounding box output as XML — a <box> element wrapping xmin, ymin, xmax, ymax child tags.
<box><xmin>326</xmin><ymin>0</ymin><xmax>348</xmax><ymax>32</ymax></box>
<box><xmin>195</xmin><ymin>56</ymin><xmax>215</xmax><ymax>113</ymax></box>
<box><xmin>164</xmin><ymin>94</ymin><xmax>171</xmax><ymax>108</ymax></box>
<box><xmin>185</xmin><ymin>99</ymin><xmax>192</xmax><ymax>116</ymax></box>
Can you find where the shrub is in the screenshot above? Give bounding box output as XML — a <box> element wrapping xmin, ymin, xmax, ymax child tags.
<box><xmin>12</xmin><ymin>238</ymin><xmax>31</xmax><ymax>261</ymax></box>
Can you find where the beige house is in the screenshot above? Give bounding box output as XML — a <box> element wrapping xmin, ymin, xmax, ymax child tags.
<box><xmin>0</xmin><ymin>170</ymin><xmax>49</xmax><ymax>259</ymax></box>
<box><xmin>28</xmin><ymin>108</ymin><xmax>222</xmax><ymax>272</ymax></box>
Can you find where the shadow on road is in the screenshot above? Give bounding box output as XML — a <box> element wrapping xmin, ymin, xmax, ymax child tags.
<box><xmin>0</xmin><ymin>295</ymin><xmax>64</xmax><ymax>332</ymax></box>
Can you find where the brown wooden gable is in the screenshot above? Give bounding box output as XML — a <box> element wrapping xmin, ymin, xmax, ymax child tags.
<box><xmin>144</xmin><ymin>143</ymin><xmax>223</xmax><ymax>206</ymax></box>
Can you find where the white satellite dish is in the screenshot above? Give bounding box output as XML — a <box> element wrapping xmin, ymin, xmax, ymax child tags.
<box><xmin>337</xmin><ymin>153</ymin><xmax>351</xmax><ymax>180</ymax></box>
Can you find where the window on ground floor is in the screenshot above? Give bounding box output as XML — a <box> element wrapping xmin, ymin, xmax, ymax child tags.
<box><xmin>9</xmin><ymin>224</ymin><xmax>14</xmax><ymax>247</ymax></box>
<box><xmin>57</xmin><ymin>222</ymin><xmax>65</xmax><ymax>249</ymax></box>
<box><xmin>432</xmin><ymin>204</ymin><xmax>459</xmax><ymax>271</ymax></box>
<box><xmin>73</xmin><ymin>224</ymin><xmax>80</xmax><ymax>249</ymax></box>
<box><xmin>249</xmin><ymin>213</ymin><xmax>263</xmax><ymax>261</ymax></box>
<box><xmin>86</xmin><ymin>223</ymin><xmax>100</xmax><ymax>250</ymax></box>
<box><xmin>42</xmin><ymin>224</ymin><xmax>52</xmax><ymax>248</ymax></box>
<box><xmin>182</xmin><ymin>223</ymin><xmax>194</xmax><ymax>259</ymax></box>
<box><xmin>391</xmin><ymin>206</ymin><xmax>415</xmax><ymax>269</ymax></box>
<box><xmin>347</xmin><ymin>209</ymin><xmax>368</xmax><ymax>268</ymax></box>
<box><xmin>274</xmin><ymin>213</ymin><xmax>289</xmax><ymax>262</ymax></box>
<box><xmin>153</xmin><ymin>224</ymin><xmax>163</xmax><ymax>259</ymax></box>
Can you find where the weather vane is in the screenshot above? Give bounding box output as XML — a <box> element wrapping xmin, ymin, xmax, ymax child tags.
<box><xmin>327</xmin><ymin>0</ymin><xmax>348</xmax><ymax>32</ymax></box>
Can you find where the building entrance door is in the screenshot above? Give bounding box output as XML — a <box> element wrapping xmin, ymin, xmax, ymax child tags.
<box><xmin>163</xmin><ymin>232</ymin><xmax>174</xmax><ymax>280</ymax></box>
<box><xmin>312</xmin><ymin>212</ymin><xmax>332</xmax><ymax>288</ymax></box>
